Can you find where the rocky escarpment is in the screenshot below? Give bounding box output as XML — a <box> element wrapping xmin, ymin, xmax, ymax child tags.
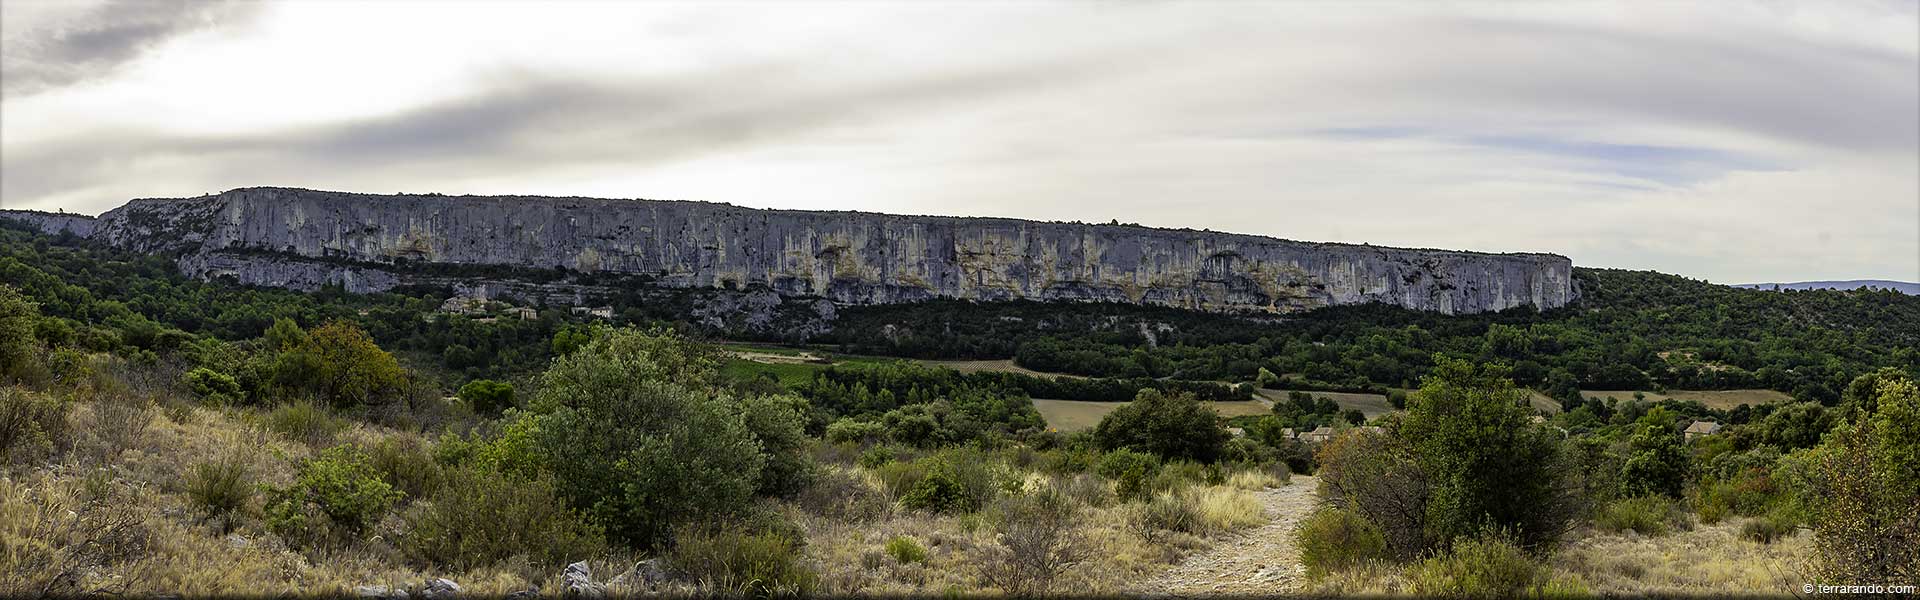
<box><xmin>4</xmin><ymin>187</ymin><xmax>1576</xmax><ymax>315</ymax></box>
<box><xmin>0</xmin><ymin>210</ymin><xmax>97</xmax><ymax>238</ymax></box>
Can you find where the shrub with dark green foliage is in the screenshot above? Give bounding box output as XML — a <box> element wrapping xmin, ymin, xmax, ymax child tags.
<box><xmin>456</xmin><ymin>379</ymin><xmax>514</xmax><ymax>414</ymax></box>
<box><xmin>0</xmin><ymin>284</ymin><xmax>41</xmax><ymax>383</ymax></box>
<box><xmin>400</xmin><ymin>465</ymin><xmax>606</xmax><ymax>571</ymax></box>
<box><xmin>1092</xmin><ymin>389</ymin><xmax>1228</xmax><ymax>463</ymax></box>
<box><xmin>826</xmin><ymin>417</ymin><xmax>887</xmax><ymax>445</ymax></box>
<box><xmin>264</xmin><ymin>445</ymin><xmax>404</xmax><ymax>547</ymax></box>
<box><xmin>184</xmin><ymin>367</ymin><xmax>243</xmax><ymax>404</ymax></box>
<box><xmin>1294</xmin><ymin>507</ymin><xmax>1389</xmax><ymax>578</ymax></box>
<box><xmin>1095</xmin><ymin>448</ymin><xmax>1161</xmax><ymax>501</ymax></box>
<box><xmin>528</xmin><ymin>328</ymin><xmax>802</xmax><ymax>549</ymax></box>
<box><xmin>900</xmin><ymin>462</ymin><xmax>970</xmax><ymax>514</ymax></box>
<box><xmin>738</xmin><ymin>393</ymin><xmax>818</xmax><ymax>498</ymax></box>
<box><xmin>667</xmin><ymin>526</ymin><xmax>819</xmax><ymax>596</ymax></box>
<box><xmin>1620</xmin><ymin>407</ymin><xmax>1689</xmax><ymax>498</ymax></box>
<box><xmin>1399</xmin><ymin>360</ymin><xmax>1575</xmax><ymax>553</ymax></box>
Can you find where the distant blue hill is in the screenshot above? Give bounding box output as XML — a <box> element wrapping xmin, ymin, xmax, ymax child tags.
<box><xmin>1733</xmin><ymin>280</ymin><xmax>1920</xmax><ymax>295</ymax></box>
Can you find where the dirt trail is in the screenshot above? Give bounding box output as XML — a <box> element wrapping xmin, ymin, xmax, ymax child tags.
<box><xmin>1134</xmin><ymin>475</ymin><xmax>1320</xmax><ymax>597</ymax></box>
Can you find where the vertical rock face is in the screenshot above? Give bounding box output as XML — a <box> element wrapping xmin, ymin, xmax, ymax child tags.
<box><xmin>11</xmin><ymin>187</ymin><xmax>1576</xmax><ymax>315</ymax></box>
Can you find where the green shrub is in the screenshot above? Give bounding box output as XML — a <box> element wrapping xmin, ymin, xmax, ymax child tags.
<box><xmin>455</xmin><ymin>379</ymin><xmax>514</xmax><ymax>415</ymax></box>
<box><xmin>900</xmin><ymin>464</ymin><xmax>969</xmax><ymax>514</ymax></box>
<box><xmin>874</xmin><ymin>458</ymin><xmax>928</xmax><ymax>499</ymax></box>
<box><xmin>885</xmin><ymin>535</ymin><xmax>928</xmax><ymax>564</ymax></box>
<box><xmin>1095</xmin><ymin>449</ymin><xmax>1160</xmax><ymax>502</ymax></box>
<box><xmin>264</xmin><ymin>400</ymin><xmax>346</xmax><ymax>446</ymax></box>
<box><xmin>184</xmin><ymin>455</ymin><xmax>252</xmax><ymax>526</ymax></box>
<box><xmin>827</xmin><ymin>418</ymin><xmax>887</xmax><ymax>445</ymax></box>
<box><xmin>184</xmin><ymin>367</ymin><xmax>243</xmax><ymax>404</ymax></box>
<box><xmin>1092</xmin><ymin>389</ymin><xmax>1229</xmax><ymax>462</ymax></box>
<box><xmin>400</xmin><ymin>465</ymin><xmax>605</xmax><ymax>571</ymax></box>
<box><xmin>1395</xmin><ymin>360</ymin><xmax>1577</xmax><ymax>554</ymax></box>
<box><xmin>1741</xmin><ymin>512</ymin><xmax>1796</xmax><ymax>544</ymax></box>
<box><xmin>929</xmin><ymin>447</ymin><xmax>1004</xmax><ymax>512</ymax></box>
<box><xmin>366</xmin><ymin>437</ymin><xmax>444</xmax><ymax>501</ymax></box>
<box><xmin>1407</xmin><ymin>533</ymin><xmax>1549</xmax><ymax>597</ymax></box>
<box><xmin>667</xmin><ymin>527</ymin><xmax>819</xmax><ymax>596</ymax></box>
<box><xmin>0</xmin><ymin>387</ymin><xmax>68</xmax><ymax>465</ymax></box>
<box><xmin>264</xmin><ymin>445</ymin><xmax>403</xmax><ymax>547</ymax></box>
<box><xmin>739</xmin><ymin>393</ymin><xmax>818</xmax><ymax>498</ymax></box>
<box><xmin>1295</xmin><ymin>508</ymin><xmax>1389</xmax><ymax>579</ymax></box>
<box><xmin>857</xmin><ymin>445</ymin><xmax>898</xmax><ymax>469</ymax></box>
<box><xmin>1595</xmin><ymin>496</ymin><xmax>1675</xmax><ymax>536</ymax></box>
<box><xmin>529</xmin><ymin>329</ymin><xmax>778</xmax><ymax>549</ymax></box>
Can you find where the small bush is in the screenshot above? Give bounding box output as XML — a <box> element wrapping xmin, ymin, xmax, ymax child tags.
<box><xmin>89</xmin><ymin>397</ymin><xmax>151</xmax><ymax>458</ymax></box>
<box><xmin>264</xmin><ymin>445</ymin><xmax>403</xmax><ymax>547</ymax></box>
<box><xmin>981</xmin><ymin>487</ymin><xmax>1085</xmax><ymax>595</ymax></box>
<box><xmin>1741</xmin><ymin>511</ymin><xmax>1797</xmax><ymax>544</ymax></box>
<box><xmin>900</xmin><ymin>464</ymin><xmax>970</xmax><ymax>514</ymax></box>
<box><xmin>1096</xmin><ymin>449</ymin><xmax>1160</xmax><ymax>501</ymax></box>
<box><xmin>1227</xmin><ymin>468</ymin><xmax>1282</xmax><ymax>490</ymax></box>
<box><xmin>1130</xmin><ymin>490</ymin><xmax>1203</xmax><ymax>541</ymax></box>
<box><xmin>0</xmin><ymin>387</ymin><xmax>68</xmax><ymax>466</ymax></box>
<box><xmin>400</xmin><ymin>465</ymin><xmax>605</xmax><ymax>572</ymax></box>
<box><xmin>885</xmin><ymin>535</ymin><xmax>928</xmax><ymax>564</ymax></box>
<box><xmin>184</xmin><ymin>367</ymin><xmax>243</xmax><ymax>404</ymax></box>
<box><xmin>793</xmin><ymin>467</ymin><xmax>888</xmax><ymax>522</ymax></box>
<box><xmin>667</xmin><ymin>527</ymin><xmax>819</xmax><ymax>596</ymax></box>
<box><xmin>265</xmin><ymin>400</ymin><xmax>346</xmax><ymax>446</ymax></box>
<box><xmin>455</xmin><ymin>379</ymin><xmax>514</xmax><ymax>414</ymax></box>
<box><xmin>184</xmin><ymin>455</ymin><xmax>252</xmax><ymax>528</ymax></box>
<box><xmin>1057</xmin><ymin>472</ymin><xmax>1113</xmax><ymax>508</ymax></box>
<box><xmin>366</xmin><ymin>437</ymin><xmax>444</xmax><ymax>501</ymax></box>
<box><xmin>1595</xmin><ymin>496</ymin><xmax>1674</xmax><ymax>536</ymax></box>
<box><xmin>827</xmin><ymin>418</ymin><xmax>887</xmax><ymax>445</ymax></box>
<box><xmin>874</xmin><ymin>459</ymin><xmax>928</xmax><ymax>499</ymax></box>
<box><xmin>1407</xmin><ymin>533</ymin><xmax>1549</xmax><ymax>597</ymax></box>
<box><xmin>858</xmin><ymin>444</ymin><xmax>899</xmax><ymax>469</ymax></box>
<box><xmin>1295</xmin><ymin>507</ymin><xmax>1389</xmax><ymax>579</ymax></box>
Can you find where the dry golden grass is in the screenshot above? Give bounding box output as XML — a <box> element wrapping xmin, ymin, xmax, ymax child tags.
<box><xmin>1226</xmin><ymin>469</ymin><xmax>1283</xmax><ymax>490</ymax></box>
<box><xmin>1</xmin><ymin>394</ymin><xmax>559</xmax><ymax>597</ymax></box>
<box><xmin>1188</xmin><ymin>486</ymin><xmax>1266</xmax><ymax>532</ymax></box>
<box><xmin>1552</xmin><ymin>520</ymin><xmax>1807</xmax><ymax>594</ymax></box>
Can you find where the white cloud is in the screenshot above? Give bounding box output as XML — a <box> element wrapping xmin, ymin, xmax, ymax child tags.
<box><xmin>1</xmin><ymin>0</ymin><xmax>1914</xmax><ymax>283</ymax></box>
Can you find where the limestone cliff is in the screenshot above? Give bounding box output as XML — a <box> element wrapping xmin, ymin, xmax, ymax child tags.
<box><xmin>4</xmin><ymin>187</ymin><xmax>1576</xmax><ymax>315</ymax></box>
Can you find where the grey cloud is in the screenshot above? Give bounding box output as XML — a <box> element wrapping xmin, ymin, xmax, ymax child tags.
<box><xmin>2</xmin><ymin>0</ymin><xmax>260</xmax><ymax>96</ymax></box>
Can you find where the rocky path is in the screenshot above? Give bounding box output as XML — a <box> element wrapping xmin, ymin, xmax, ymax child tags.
<box><xmin>1134</xmin><ymin>476</ymin><xmax>1319</xmax><ymax>597</ymax></box>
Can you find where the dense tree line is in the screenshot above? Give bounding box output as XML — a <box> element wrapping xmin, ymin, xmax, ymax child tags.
<box><xmin>828</xmin><ymin>269</ymin><xmax>1920</xmax><ymax>403</ymax></box>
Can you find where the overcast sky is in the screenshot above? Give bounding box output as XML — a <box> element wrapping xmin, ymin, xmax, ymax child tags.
<box><xmin>2</xmin><ymin>1</ymin><xmax>1915</xmax><ymax>284</ymax></box>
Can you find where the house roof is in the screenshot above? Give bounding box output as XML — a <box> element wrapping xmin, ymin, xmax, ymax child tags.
<box><xmin>1684</xmin><ymin>421</ymin><xmax>1722</xmax><ymax>434</ymax></box>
